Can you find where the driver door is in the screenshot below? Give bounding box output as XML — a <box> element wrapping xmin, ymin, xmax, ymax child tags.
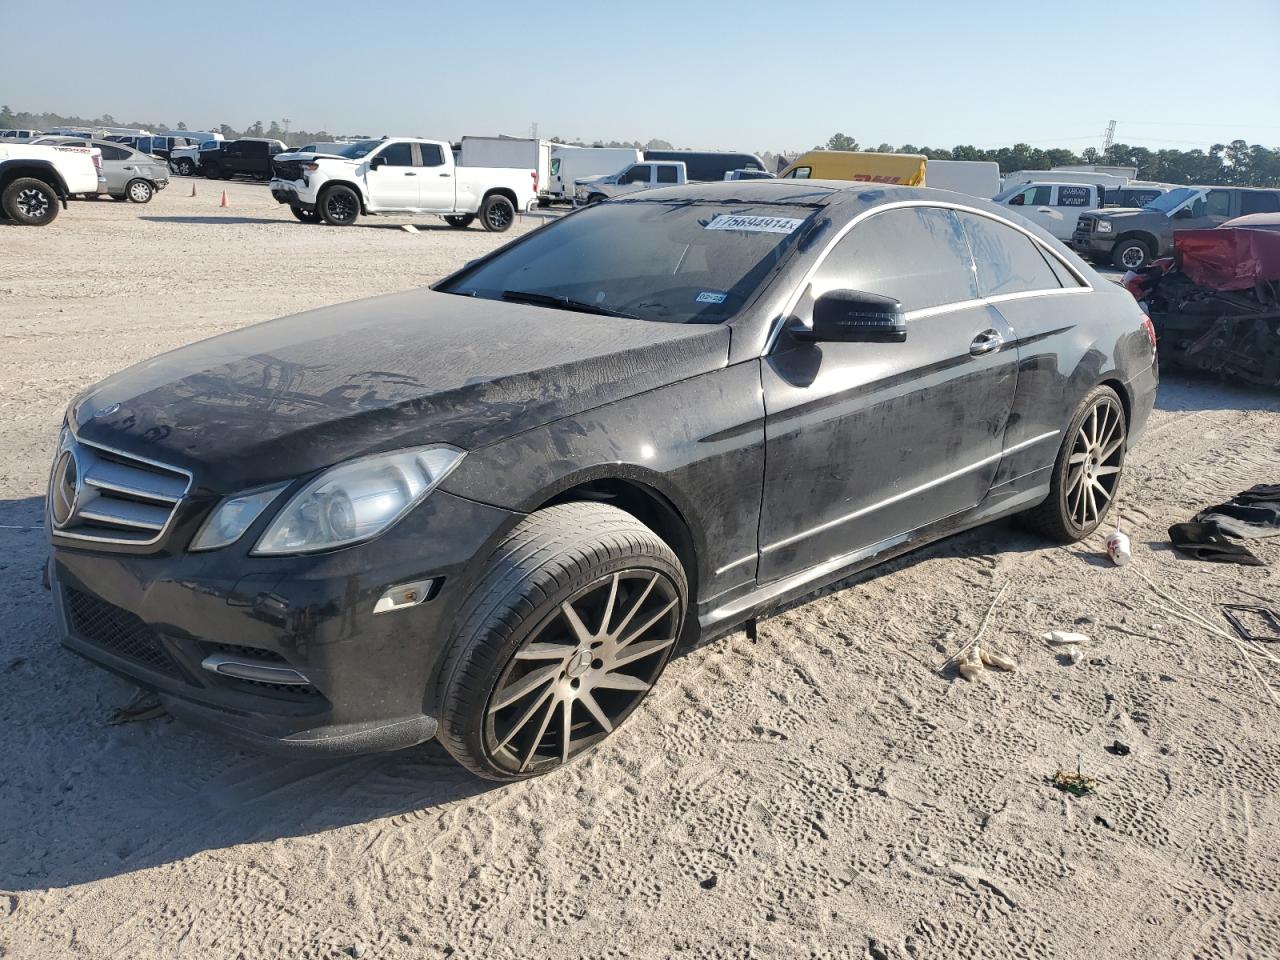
<box><xmin>758</xmin><ymin>206</ymin><xmax>1018</xmax><ymax>581</ymax></box>
<box><xmin>365</xmin><ymin>141</ymin><xmax>419</xmax><ymax>209</ymax></box>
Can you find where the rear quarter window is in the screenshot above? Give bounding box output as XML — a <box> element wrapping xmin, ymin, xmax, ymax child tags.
<box><xmin>958</xmin><ymin>213</ymin><xmax>1064</xmax><ymax>297</ymax></box>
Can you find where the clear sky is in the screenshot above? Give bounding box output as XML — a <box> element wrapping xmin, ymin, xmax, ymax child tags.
<box><xmin>3</xmin><ymin>0</ymin><xmax>1278</xmax><ymax>152</ymax></box>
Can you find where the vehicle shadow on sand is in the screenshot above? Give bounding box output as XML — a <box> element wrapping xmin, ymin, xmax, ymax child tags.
<box><xmin>0</xmin><ymin>490</ymin><xmax>1046</xmax><ymax>892</ymax></box>
<box><xmin>139</xmin><ymin>216</ymin><xmax>285</xmax><ymax>226</ymax></box>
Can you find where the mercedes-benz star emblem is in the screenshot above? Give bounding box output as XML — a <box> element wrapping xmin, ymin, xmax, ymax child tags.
<box><xmin>50</xmin><ymin>449</ymin><xmax>80</xmax><ymax>528</ymax></box>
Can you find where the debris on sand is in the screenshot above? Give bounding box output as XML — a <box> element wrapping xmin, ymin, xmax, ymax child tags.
<box><xmin>1052</xmin><ymin>767</ymin><xmax>1099</xmax><ymax>797</ymax></box>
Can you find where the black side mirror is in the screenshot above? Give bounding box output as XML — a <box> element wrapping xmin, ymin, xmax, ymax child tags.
<box><xmin>793</xmin><ymin>290</ymin><xmax>906</xmax><ymax>344</ymax></box>
<box><xmin>369</xmin><ymin>155</ymin><xmax>386</xmax><ymax>169</ymax></box>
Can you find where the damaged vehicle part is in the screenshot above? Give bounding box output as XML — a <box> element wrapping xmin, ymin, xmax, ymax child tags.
<box><xmin>47</xmin><ymin>182</ymin><xmax>1157</xmax><ymax>780</ymax></box>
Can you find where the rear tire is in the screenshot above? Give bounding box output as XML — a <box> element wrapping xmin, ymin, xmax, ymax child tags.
<box><xmin>479</xmin><ymin>193</ymin><xmax>516</xmax><ymax>232</ymax></box>
<box><xmin>203</xmin><ymin>164</ymin><xmax>222</xmax><ymax>180</ymax></box>
<box><xmin>318</xmin><ymin>185</ymin><xmax>360</xmax><ymax>226</ymax></box>
<box><xmin>126</xmin><ymin>179</ymin><xmax>154</xmax><ymax>203</ymax></box>
<box><xmin>444</xmin><ymin>214</ymin><xmax>475</xmax><ymax>229</ymax></box>
<box><xmin>2</xmin><ymin>177</ymin><xmax>59</xmax><ymax>226</ymax></box>
<box><xmin>1020</xmin><ymin>385</ymin><xmax>1127</xmax><ymax>542</ymax></box>
<box><xmin>1112</xmin><ymin>237</ymin><xmax>1152</xmax><ymax>270</ymax></box>
<box><xmin>437</xmin><ymin>502</ymin><xmax>687</xmax><ymax>781</ymax></box>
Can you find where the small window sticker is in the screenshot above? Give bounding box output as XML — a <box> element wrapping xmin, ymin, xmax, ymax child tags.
<box><xmin>696</xmin><ymin>291</ymin><xmax>728</xmax><ymax>304</ymax></box>
<box><xmin>704</xmin><ymin>214</ymin><xmax>806</xmax><ymax>234</ymax></box>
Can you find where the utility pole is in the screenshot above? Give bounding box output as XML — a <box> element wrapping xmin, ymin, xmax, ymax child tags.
<box><xmin>1103</xmin><ymin>119</ymin><xmax>1116</xmax><ymax>152</ymax></box>
<box><xmin>530</xmin><ymin>121</ymin><xmax>538</xmax><ymax>140</ymax></box>
<box><xmin>282</xmin><ymin>117</ymin><xmax>291</xmax><ymax>136</ymax></box>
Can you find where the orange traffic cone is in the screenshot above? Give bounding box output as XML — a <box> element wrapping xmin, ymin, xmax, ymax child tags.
<box><xmin>219</xmin><ymin>190</ymin><xmax>228</xmax><ymax>208</ymax></box>
<box><xmin>189</xmin><ymin>182</ymin><xmax>197</xmax><ymax>197</ymax></box>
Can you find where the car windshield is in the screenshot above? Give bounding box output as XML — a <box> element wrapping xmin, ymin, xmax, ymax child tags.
<box><xmin>333</xmin><ymin>140</ymin><xmax>382</xmax><ymax>159</ymax></box>
<box><xmin>438</xmin><ymin>201</ymin><xmax>817</xmax><ymax>324</ymax></box>
<box><xmin>1145</xmin><ymin>187</ymin><xmax>1200</xmax><ymax>213</ymax></box>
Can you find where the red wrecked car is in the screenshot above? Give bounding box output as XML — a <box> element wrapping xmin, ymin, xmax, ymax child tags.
<box><xmin>1124</xmin><ymin>213</ymin><xmax>1280</xmax><ymax>387</ymax></box>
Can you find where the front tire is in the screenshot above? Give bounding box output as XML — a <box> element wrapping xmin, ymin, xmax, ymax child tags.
<box><xmin>174</xmin><ymin>158</ymin><xmax>195</xmax><ymax>176</ymax></box>
<box><xmin>444</xmin><ymin>214</ymin><xmax>475</xmax><ymax>229</ymax></box>
<box><xmin>317</xmin><ymin>185</ymin><xmax>360</xmax><ymax>226</ymax></box>
<box><xmin>2</xmin><ymin>177</ymin><xmax>59</xmax><ymax>226</ymax></box>
<box><xmin>1021</xmin><ymin>385</ymin><xmax>1127</xmax><ymax>542</ymax></box>
<box><xmin>1112</xmin><ymin>237</ymin><xmax>1152</xmax><ymax>270</ymax></box>
<box><xmin>290</xmin><ymin>204</ymin><xmax>319</xmax><ymax>223</ymax></box>
<box><xmin>126</xmin><ymin>179</ymin><xmax>154</xmax><ymax>203</ymax></box>
<box><xmin>203</xmin><ymin>164</ymin><xmax>222</xmax><ymax>180</ymax></box>
<box><xmin>437</xmin><ymin>502</ymin><xmax>687</xmax><ymax>781</ymax></box>
<box><xmin>479</xmin><ymin>193</ymin><xmax>516</xmax><ymax>232</ymax></box>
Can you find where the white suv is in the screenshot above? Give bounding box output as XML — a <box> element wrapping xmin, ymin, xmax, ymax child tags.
<box><xmin>270</xmin><ymin>137</ymin><xmax>538</xmax><ymax>230</ymax></box>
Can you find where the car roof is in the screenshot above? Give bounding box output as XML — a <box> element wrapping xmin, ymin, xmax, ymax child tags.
<box><xmin>633</xmin><ymin>179</ymin><xmax>998</xmax><ymax>210</ymax></box>
<box><xmin>1222</xmin><ymin>212</ymin><xmax>1280</xmax><ymax>230</ymax></box>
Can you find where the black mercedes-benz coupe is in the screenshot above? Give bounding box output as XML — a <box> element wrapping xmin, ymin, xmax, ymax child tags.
<box><xmin>46</xmin><ymin>181</ymin><xmax>1157</xmax><ymax>779</ymax></box>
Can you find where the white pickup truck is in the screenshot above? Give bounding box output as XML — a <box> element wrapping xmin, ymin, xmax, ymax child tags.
<box><xmin>269</xmin><ymin>137</ymin><xmax>538</xmax><ymax>230</ymax></box>
<box><xmin>574</xmin><ymin>160</ymin><xmax>687</xmax><ymax>206</ymax></box>
<box><xmin>0</xmin><ymin>142</ymin><xmax>101</xmax><ymax>225</ymax></box>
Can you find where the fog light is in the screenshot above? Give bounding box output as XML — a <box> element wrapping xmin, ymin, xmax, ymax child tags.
<box><xmin>373</xmin><ymin>579</ymin><xmax>437</xmax><ymax>614</ymax></box>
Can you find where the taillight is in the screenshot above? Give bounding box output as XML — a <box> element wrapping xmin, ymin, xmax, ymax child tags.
<box><xmin>532</xmin><ymin>170</ymin><xmax>538</xmax><ymax>193</ymax></box>
<box><xmin>93</xmin><ymin>154</ymin><xmax>102</xmax><ymax>171</ymax></box>
<box><xmin>1141</xmin><ymin>315</ymin><xmax>1157</xmax><ymax>351</ymax></box>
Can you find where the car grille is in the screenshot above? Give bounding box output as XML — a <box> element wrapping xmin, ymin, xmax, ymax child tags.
<box><xmin>49</xmin><ymin>435</ymin><xmax>191</xmax><ymax>548</ymax></box>
<box><xmin>272</xmin><ymin>159</ymin><xmax>304</xmax><ymax>181</ymax></box>
<box><xmin>1075</xmin><ymin>216</ymin><xmax>1095</xmax><ymax>235</ymax></box>
<box><xmin>64</xmin><ymin>587</ymin><xmax>182</xmax><ymax>678</ymax></box>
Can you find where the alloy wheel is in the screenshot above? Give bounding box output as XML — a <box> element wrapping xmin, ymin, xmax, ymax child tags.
<box><xmin>1119</xmin><ymin>244</ymin><xmax>1146</xmax><ymax>269</ymax></box>
<box><xmin>484</xmin><ymin>569</ymin><xmax>682</xmax><ymax>775</ymax></box>
<box><xmin>485</xmin><ymin>202</ymin><xmax>513</xmax><ymax>230</ymax></box>
<box><xmin>1065</xmin><ymin>396</ymin><xmax>1124</xmax><ymax>528</ymax></box>
<box><xmin>326</xmin><ymin>193</ymin><xmax>356</xmax><ymax>222</ymax></box>
<box><xmin>16</xmin><ymin>187</ymin><xmax>50</xmax><ymax>219</ymax></box>
<box><xmin>128</xmin><ymin>181</ymin><xmax>152</xmax><ymax>202</ymax></box>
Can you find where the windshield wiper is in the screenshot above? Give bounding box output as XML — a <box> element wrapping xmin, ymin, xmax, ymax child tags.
<box><xmin>501</xmin><ymin>290</ymin><xmax>639</xmax><ymax>319</ymax></box>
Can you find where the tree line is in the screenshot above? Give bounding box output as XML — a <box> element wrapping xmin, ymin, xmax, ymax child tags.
<box><xmin>814</xmin><ymin>132</ymin><xmax>1280</xmax><ymax>187</ymax></box>
<box><xmin>4</xmin><ymin>106</ymin><xmax>1276</xmax><ymax>187</ymax></box>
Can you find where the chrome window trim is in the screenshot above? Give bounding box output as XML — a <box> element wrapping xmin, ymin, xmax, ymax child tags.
<box><xmin>762</xmin><ymin>198</ymin><xmax>1093</xmax><ymax>355</ymax></box>
<box><xmin>761</xmin><ymin>429</ymin><xmax>1060</xmax><ymax>554</ymax></box>
<box><xmin>50</xmin><ymin>428</ymin><xmax>193</xmax><ymax>548</ymax></box>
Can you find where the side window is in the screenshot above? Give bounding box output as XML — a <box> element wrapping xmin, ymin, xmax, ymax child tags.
<box><xmin>959</xmin><ymin>213</ymin><xmax>1064</xmax><ymax>297</ymax></box>
<box><xmin>376</xmin><ymin>142</ymin><xmax>414</xmax><ymax>167</ymax></box>
<box><xmin>1056</xmin><ymin>185</ymin><xmax>1090</xmax><ymax>207</ymax></box>
<box><xmin>619</xmin><ymin>164</ymin><xmax>651</xmax><ymax>185</ymax></box>
<box><xmin>810</xmin><ymin>207</ymin><xmax>978</xmax><ymax>312</ymax></box>
<box><xmin>786</xmin><ymin>166</ymin><xmax>812</xmax><ymax>180</ymax></box>
<box><xmin>99</xmin><ymin>144</ymin><xmax>129</xmax><ymax>161</ymax></box>
<box><xmin>1240</xmin><ymin>192</ymin><xmax>1280</xmax><ymax>215</ymax></box>
<box><xmin>1206</xmin><ymin>190</ymin><xmax>1232</xmax><ymax>217</ymax></box>
<box><xmin>417</xmin><ymin>143</ymin><xmax>444</xmax><ymax>167</ymax></box>
<box><xmin>656</xmin><ymin>164</ymin><xmax>678</xmax><ymax>184</ymax></box>
<box><xmin>1188</xmin><ymin>196</ymin><xmax>1207</xmax><ymax>217</ymax></box>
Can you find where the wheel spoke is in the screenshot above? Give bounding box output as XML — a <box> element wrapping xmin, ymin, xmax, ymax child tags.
<box><xmin>1091</xmin><ymin>478</ymin><xmax>1111</xmax><ymax>504</ymax></box>
<box><xmin>518</xmin><ymin>693</ymin><xmax>559</xmax><ymax>773</ymax></box>
<box><xmin>1085</xmin><ymin>485</ymin><xmax>1098</xmax><ymax>523</ymax></box>
<box><xmin>513</xmin><ymin>642</ymin><xmax>576</xmax><ymax>661</ymax></box>
<box><xmin>1095</xmin><ymin>465</ymin><xmax>1121</xmax><ymax>477</ymax></box>
<box><xmin>1101</xmin><ymin>436</ymin><xmax>1125</xmax><ymax>461</ymax></box>
<box><xmin>489</xmin><ymin>662</ymin><xmax>560</xmax><ymax>713</ymax></box>
<box><xmin>1068</xmin><ymin>451</ymin><xmax>1090</xmax><ymax>466</ymax></box>
<box><xmin>618</xmin><ymin>597</ymin><xmax>679</xmax><ymax>649</ymax></box>
<box><xmin>599</xmin><ymin>573</ymin><xmax>620</xmax><ymax>635</ymax></box>
<box><xmin>578</xmin><ymin>688</ymin><xmax>613</xmax><ymax>734</ymax></box>
<box><xmin>560</xmin><ymin>599</ymin><xmax>594</xmax><ymax>645</ymax></box>
<box><xmin>609</xmin><ymin>636</ymin><xmax>676</xmax><ymax>670</ymax></box>
<box><xmin>494</xmin><ymin>685</ymin><xmax>555</xmax><ymax>752</ymax></box>
<box><xmin>608</xmin><ymin>572</ymin><xmax>658</xmax><ymax>640</ymax></box>
<box><xmin>560</xmin><ymin>698</ymin><xmax>573</xmax><ymax>765</ymax></box>
<box><xmin>593</xmin><ymin>672</ymin><xmax>651</xmax><ymax>693</ymax></box>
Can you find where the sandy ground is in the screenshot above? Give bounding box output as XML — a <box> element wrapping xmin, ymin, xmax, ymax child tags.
<box><xmin>1</xmin><ymin>179</ymin><xmax>1278</xmax><ymax>960</ymax></box>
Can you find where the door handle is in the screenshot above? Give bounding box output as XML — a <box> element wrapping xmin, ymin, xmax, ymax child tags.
<box><xmin>439</xmin><ymin>173</ymin><xmax>451</xmax><ymax>177</ymax></box>
<box><xmin>970</xmin><ymin>329</ymin><xmax>1005</xmax><ymax>356</ymax></box>
<box><xmin>404</xmin><ymin>172</ymin><xmax>416</xmax><ymax>176</ymax></box>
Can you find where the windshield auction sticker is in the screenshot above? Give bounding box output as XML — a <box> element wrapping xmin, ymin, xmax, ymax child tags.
<box><xmin>704</xmin><ymin>214</ymin><xmax>806</xmax><ymax>234</ymax></box>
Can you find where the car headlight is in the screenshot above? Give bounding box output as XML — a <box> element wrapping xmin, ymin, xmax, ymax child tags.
<box><xmin>190</xmin><ymin>483</ymin><xmax>289</xmax><ymax>551</ymax></box>
<box><xmin>1096</xmin><ymin>221</ymin><xmax>1113</xmax><ymax>234</ymax></box>
<box><xmin>253</xmin><ymin>445</ymin><xmax>464</xmax><ymax>555</ymax></box>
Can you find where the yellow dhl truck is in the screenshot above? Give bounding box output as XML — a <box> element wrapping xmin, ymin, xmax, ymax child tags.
<box><xmin>778</xmin><ymin>151</ymin><xmax>926</xmax><ymax>185</ymax></box>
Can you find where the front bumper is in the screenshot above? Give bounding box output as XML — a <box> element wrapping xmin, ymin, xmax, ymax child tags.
<box><xmin>270</xmin><ymin>178</ymin><xmax>315</xmax><ymax>208</ymax></box>
<box><xmin>49</xmin><ymin>488</ymin><xmax>523</xmax><ymax>756</ymax></box>
<box><xmin>1071</xmin><ymin>233</ymin><xmax>1114</xmax><ymax>259</ymax></box>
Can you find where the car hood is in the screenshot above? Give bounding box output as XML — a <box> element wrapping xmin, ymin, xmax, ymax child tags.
<box><xmin>1095</xmin><ymin>207</ymin><xmax>1156</xmax><ymax>220</ymax></box>
<box><xmin>72</xmin><ymin>288</ymin><xmax>731</xmax><ymax>494</ymax></box>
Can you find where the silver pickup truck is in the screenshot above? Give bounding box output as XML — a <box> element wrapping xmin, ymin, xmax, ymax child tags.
<box><xmin>1072</xmin><ymin>185</ymin><xmax>1280</xmax><ymax>268</ymax></box>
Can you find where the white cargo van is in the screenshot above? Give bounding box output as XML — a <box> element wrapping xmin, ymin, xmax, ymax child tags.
<box><xmin>994</xmin><ymin>181</ymin><xmax>1105</xmax><ymax>240</ymax></box>
<box><xmin>459</xmin><ymin>137</ymin><xmax>552</xmax><ymax>204</ymax></box>
<box><xmin>922</xmin><ymin>159</ymin><xmax>1001</xmax><ymax>199</ymax></box>
<box><xmin>548</xmin><ymin>146</ymin><xmax>642</xmax><ymax>201</ymax></box>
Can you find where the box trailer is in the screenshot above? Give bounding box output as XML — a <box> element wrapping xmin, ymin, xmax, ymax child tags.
<box><xmin>922</xmin><ymin>159</ymin><xmax>1002</xmax><ymax>199</ymax></box>
<box><xmin>459</xmin><ymin>137</ymin><xmax>552</xmax><ymax>202</ymax></box>
<box><xmin>548</xmin><ymin>146</ymin><xmax>642</xmax><ymax>201</ymax></box>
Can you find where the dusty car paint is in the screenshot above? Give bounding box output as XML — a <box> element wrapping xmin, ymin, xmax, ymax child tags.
<box><xmin>48</xmin><ymin>181</ymin><xmax>1158</xmax><ymax>757</ymax></box>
